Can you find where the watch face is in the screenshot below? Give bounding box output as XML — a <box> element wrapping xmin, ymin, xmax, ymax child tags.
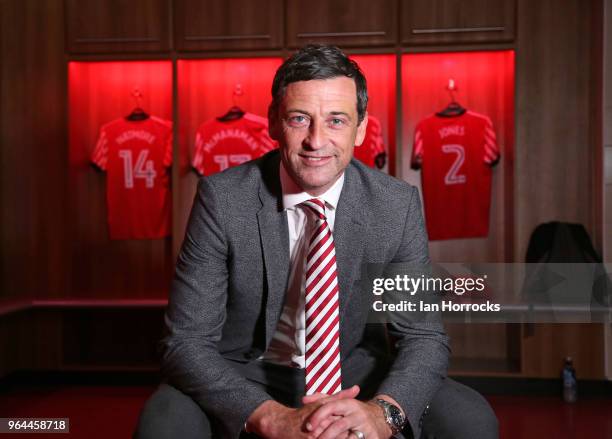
<box><xmin>388</xmin><ymin>404</ymin><xmax>405</xmax><ymax>430</ymax></box>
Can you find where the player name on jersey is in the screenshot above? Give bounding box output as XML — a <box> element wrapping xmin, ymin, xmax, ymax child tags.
<box><xmin>192</xmin><ymin>112</ymin><xmax>277</xmax><ymax>176</ymax></box>
<box><xmin>92</xmin><ymin>116</ymin><xmax>173</xmax><ymax>240</ymax></box>
<box><xmin>412</xmin><ymin>110</ymin><xmax>500</xmax><ymax>240</ymax></box>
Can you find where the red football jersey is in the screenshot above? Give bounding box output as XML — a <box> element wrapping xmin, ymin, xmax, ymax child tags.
<box><xmin>192</xmin><ymin>112</ymin><xmax>276</xmax><ymax>176</ymax></box>
<box><xmin>411</xmin><ymin>111</ymin><xmax>500</xmax><ymax>240</ymax></box>
<box><xmin>354</xmin><ymin>114</ymin><xmax>386</xmax><ymax>169</ymax></box>
<box><xmin>92</xmin><ymin>116</ymin><xmax>172</xmax><ymax>240</ymax></box>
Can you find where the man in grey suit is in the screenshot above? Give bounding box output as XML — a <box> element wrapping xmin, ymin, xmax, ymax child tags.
<box><xmin>136</xmin><ymin>45</ymin><xmax>497</xmax><ymax>439</ymax></box>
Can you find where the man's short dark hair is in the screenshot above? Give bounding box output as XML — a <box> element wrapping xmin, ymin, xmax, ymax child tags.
<box><xmin>270</xmin><ymin>45</ymin><xmax>368</xmax><ymax>123</ymax></box>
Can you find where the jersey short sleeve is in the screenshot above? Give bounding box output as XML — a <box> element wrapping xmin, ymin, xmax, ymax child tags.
<box><xmin>411</xmin><ymin>121</ymin><xmax>425</xmax><ymax>170</ymax></box>
<box><xmin>92</xmin><ymin>125</ymin><xmax>110</xmax><ymax>170</ymax></box>
<box><xmin>354</xmin><ymin>115</ymin><xmax>386</xmax><ymax>169</ymax></box>
<box><xmin>482</xmin><ymin>115</ymin><xmax>500</xmax><ymax>166</ymax></box>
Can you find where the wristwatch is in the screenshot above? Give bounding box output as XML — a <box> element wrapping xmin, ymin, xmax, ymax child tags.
<box><xmin>372</xmin><ymin>398</ymin><xmax>407</xmax><ymax>436</ymax></box>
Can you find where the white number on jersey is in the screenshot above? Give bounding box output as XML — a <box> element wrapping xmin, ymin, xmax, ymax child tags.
<box><xmin>442</xmin><ymin>144</ymin><xmax>467</xmax><ymax>185</ymax></box>
<box><xmin>212</xmin><ymin>154</ymin><xmax>252</xmax><ymax>171</ymax></box>
<box><xmin>119</xmin><ymin>150</ymin><xmax>157</xmax><ymax>189</ymax></box>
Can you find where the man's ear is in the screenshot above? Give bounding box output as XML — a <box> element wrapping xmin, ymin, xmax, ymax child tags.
<box><xmin>268</xmin><ymin>104</ymin><xmax>280</xmax><ymax>141</ymax></box>
<box><xmin>354</xmin><ymin>112</ymin><xmax>369</xmax><ymax>146</ymax></box>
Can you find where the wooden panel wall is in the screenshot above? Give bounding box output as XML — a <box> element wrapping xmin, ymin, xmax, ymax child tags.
<box><xmin>515</xmin><ymin>0</ymin><xmax>606</xmax><ymax>379</ymax></box>
<box><xmin>286</xmin><ymin>0</ymin><xmax>398</xmax><ymax>48</ymax></box>
<box><xmin>0</xmin><ymin>0</ymin><xmax>67</xmax><ymax>300</ymax></box>
<box><xmin>602</xmin><ymin>0</ymin><xmax>611</xmax><ymax>381</ymax></box>
<box><xmin>174</xmin><ymin>0</ymin><xmax>284</xmax><ymax>51</ymax></box>
<box><xmin>515</xmin><ymin>0</ymin><xmax>598</xmax><ymax>260</ymax></box>
<box><xmin>590</xmin><ymin>0</ymin><xmax>604</xmax><ymax>254</ymax></box>
<box><xmin>521</xmin><ymin>324</ymin><xmax>606</xmax><ymax>379</ymax></box>
<box><xmin>604</xmin><ymin>0</ymin><xmax>612</xmax><ymax>263</ymax></box>
<box><xmin>0</xmin><ymin>311</ymin><xmax>63</xmax><ymax>377</ymax></box>
<box><xmin>401</xmin><ymin>0</ymin><xmax>516</xmax><ymax>45</ymax></box>
<box><xmin>65</xmin><ymin>0</ymin><xmax>172</xmax><ymax>54</ymax></box>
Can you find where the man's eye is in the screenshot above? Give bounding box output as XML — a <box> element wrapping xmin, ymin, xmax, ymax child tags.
<box><xmin>288</xmin><ymin>115</ymin><xmax>308</xmax><ymax>126</ymax></box>
<box><xmin>330</xmin><ymin>118</ymin><xmax>346</xmax><ymax>127</ymax></box>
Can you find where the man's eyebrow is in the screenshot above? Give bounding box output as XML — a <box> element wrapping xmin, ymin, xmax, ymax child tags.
<box><xmin>284</xmin><ymin>109</ymin><xmax>353</xmax><ymax>120</ymax></box>
<box><xmin>329</xmin><ymin>111</ymin><xmax>351</xmax><ymax>118</ymax></box>
<box><xmin>285</xmin><ymin>108</ymin><xmax>311</xmax><ymax>115</ymax></box>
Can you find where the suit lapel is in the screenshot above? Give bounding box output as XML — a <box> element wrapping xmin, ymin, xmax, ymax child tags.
<box><xmin>333</xmin><ymin>162</ymin><xmax>369</xmax><ymax>327</ymax></box>
<box><xmin>257</xmin><ymin>156</ymin><xmax>291</xmax><ymax>347</ymax></box>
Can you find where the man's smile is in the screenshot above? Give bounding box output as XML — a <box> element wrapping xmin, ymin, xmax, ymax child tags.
<box><xmin>299</xmin><ymin>154</ymin><xmax>334</xmax><ymax>166</ymax></box>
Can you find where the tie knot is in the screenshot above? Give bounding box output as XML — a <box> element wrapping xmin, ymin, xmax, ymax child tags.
<box><xmin>301</xmin><ymin>198</ymin><xmax>327</xmax><ymax>220</ymax></box>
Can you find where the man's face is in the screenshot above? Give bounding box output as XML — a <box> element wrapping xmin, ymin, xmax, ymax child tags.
<box><xmin>270</xmin><ymin>77</ymin><xmax>368</xmax><ymax>196</ymax></box>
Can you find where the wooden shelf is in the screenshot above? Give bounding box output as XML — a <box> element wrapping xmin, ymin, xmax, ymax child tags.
<box><xmin>31</xmin><ymin>299</ymin><xmax>168</xmax><ymax>309</ymax></box>
<box><xmin>0</xmin><ymin>298</ymin><xmax>168</xmax><ymax>318</ymax></box>
<box><xmin>0</xmin><ymin>299</ymin><xmax>32</xmax><ymax>317</ymax></box>
<box><xmin>60</xmin><ymin>364</ymin><xmax>159</xmax><ymax>373</ymax></box>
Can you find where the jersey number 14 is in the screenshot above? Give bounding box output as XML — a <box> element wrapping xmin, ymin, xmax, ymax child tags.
<box><xmin>119</xmin><ymin>149</ymin><xmax>157</xmax><ymax>189</ymax></box>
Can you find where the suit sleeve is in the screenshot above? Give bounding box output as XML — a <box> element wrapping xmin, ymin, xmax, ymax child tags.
<box><xmin>375</xmin><ymin>185</ymin><xmax>450</xmax><ymax>438</ymax></box>
<box><xmin>160</xmin><ymin>177</ymin><xmax>273</xmax><ymax>439</ymax></box>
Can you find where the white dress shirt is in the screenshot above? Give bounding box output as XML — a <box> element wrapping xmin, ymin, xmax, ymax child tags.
<box><xmin>259</xmin><ymin>161</ymin><xmax>345</xmax><ymax>368</ymax></box>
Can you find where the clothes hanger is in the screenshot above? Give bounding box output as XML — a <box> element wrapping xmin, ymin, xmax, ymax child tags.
<box><xmin>217</xmin><ymin>106</ymin><xmax>245</xmax><ymax>121</ymax></box>
<box><xmin>125</xmin><ymin>88</ymin><xmax>150</xmax><ymax>121</ymax></box>
<box><xmin>217</xmin><ymin>83</ymin><xmax>245</xmax><ymax>122</ymax></box>
<box><xmin>436</xmin><ymin>78</ymin><xmax>466</xmax><ymax>118</ymax></box>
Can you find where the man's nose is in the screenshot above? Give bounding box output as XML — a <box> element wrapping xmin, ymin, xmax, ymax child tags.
<box><xmin>304</xmin><ymin>120</ymin><xmax>328</xmax><ymax>150</ymax></box>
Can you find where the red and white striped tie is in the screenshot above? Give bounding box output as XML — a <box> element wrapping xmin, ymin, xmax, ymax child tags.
<box><xmin>302</xmin><ymin>198</ymin><xmax>342</xmax><ymax>395</ymax></box>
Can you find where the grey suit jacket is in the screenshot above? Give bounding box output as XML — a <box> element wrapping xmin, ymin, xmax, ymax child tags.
<box><xmin>161</xmin><ymin>150</ymin><xmax>449</xmax><ymax>438</ymax></box>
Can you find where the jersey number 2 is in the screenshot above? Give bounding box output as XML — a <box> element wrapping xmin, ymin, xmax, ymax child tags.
<box><xmin>119</xmin><ymin>150</ymin><xmax>156</xmax><ymax>189</ymax></box>
<box><xmin>442</xmin><ymin>144</ymin><xmax>466</xmax><ymax>185</ymax></box>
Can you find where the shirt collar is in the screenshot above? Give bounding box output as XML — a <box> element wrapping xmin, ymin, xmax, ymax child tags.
<box><xmin>280</xmin><ymin>160</ymin><xmax>345</xmax><ymax>211</ymax></box>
